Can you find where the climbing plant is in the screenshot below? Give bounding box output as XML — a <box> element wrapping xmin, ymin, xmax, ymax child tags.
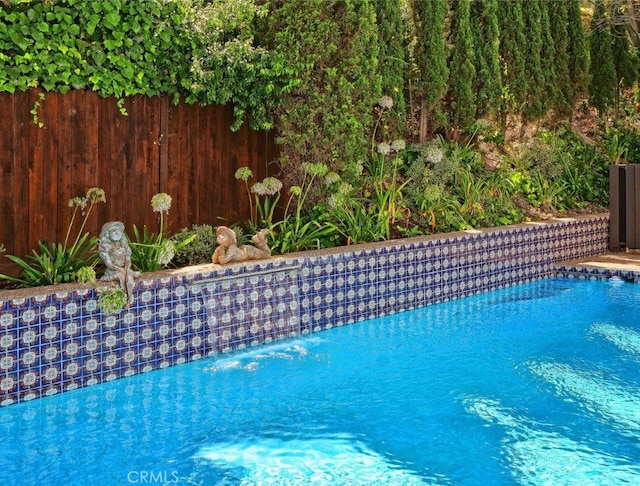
<box><xmin>0</xmin><ymin>0</ymin><xmax>296</xmax><ymax>130</ymax></box>
<box><xmin>0</xmin><ymin>0</ymin><xmax>189</xmax><ymax>97</ymax></box>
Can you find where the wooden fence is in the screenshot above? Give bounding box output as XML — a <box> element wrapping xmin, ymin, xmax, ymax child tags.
<box><xmin>0</xmin><ymin>90</ymin><xmax>276</xmax><ymax>275</ymax></box>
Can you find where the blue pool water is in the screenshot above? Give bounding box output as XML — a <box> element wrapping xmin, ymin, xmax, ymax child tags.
<box><xmin>1</xmin><ymin>277</ymin><xmax>640</xmax><ymax>485</ymax></box>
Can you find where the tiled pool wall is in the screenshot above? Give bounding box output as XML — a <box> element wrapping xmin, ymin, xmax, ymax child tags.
<box><xmin>0</xmin><ymin>214</ymin><xmax>609</xmax><ymax>407</ymax></box>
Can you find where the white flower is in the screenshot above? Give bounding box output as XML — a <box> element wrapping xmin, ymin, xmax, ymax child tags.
<box><xmin>324</xmin><ymin>172</ymin><xmax>341</xmax><ymax>186</ymax></box>
<box><xmin>425</xmin><ymin>146</ymin><xmax>444</xmax><ymax>165</ymax></box>
<box><xmin>235</xmin><ymin>167</ymin><xmax>253</xmax><ymax>181</ymax></box>
<box><xmin>377</xmin><ymin>142</ymin><xmax>391</xmax><ymax>155</ymax></box>
<box><xmin>86</xmin><ymin>187</ymin><xmax>106</xmax><ymax>203</ymax></box>
<box><xmin>157</xmin><ymin>240</ymin><xmax>176</xmax><ymax>266</ymax></box>
<box><xmin>251</xmin><ymin>181</ymin><xmax>266</xmax><ymax>195</ymax></box>
<box><xmin>391</xmin><ymin>139</ymin><xmax>406</xmax><ymax>152</ymax></box>
<box><xmin>354</xmin><ymin>161</ymin><xmax>364</xmax><ymax>176</ymax></box>
<box><xmin>379</xmin><ymin>96</ymin><xmax>394</xmax><ymax>109</ymax></box>
<box><xmin>424</xmin><ymin>184</ymin><xmax>443</xmax><ymax>202</ymax></box>
<box><xmin>151</xmin><ymin>193</ymin><xmax>172</xmax><ymax>213</ymax></box>
<box><xmin>327</xmin><ymin>194</ymin><xmax>340</xmax><ymax>209</ymax></box>
<box><xmin>251</xmin><ymin>177</ymin><xmax>282</xmax><ymax>196</ymax></box>
<box><xmin>475</xmin><ymin>118</ymin><xmax>491</xmax><ymax>130</ymax></box>
<box><xmin>68</xmin><ymin>196</ymin><xmax>87</xmax><ymax>210</ymax></box>
<box><xmin>338</xmin><ymin>182</ymin><xmax>353</xmax><ymax>196</ymax></box>
<box><xmin>301</xmin><ymin>162</ymin><xmax>328</xmax><ymax>177</ymax></box>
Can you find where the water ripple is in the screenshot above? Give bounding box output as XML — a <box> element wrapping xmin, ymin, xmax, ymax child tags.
<box><xmin>527</xmin><ymin>361</ymin><xmax>640</xmax><ymax>434</ymax></box>
<box><xmin>590</xmin><ymin>322</ymin><xmax>640</xmax><ymax>360</ymax></box>
<box><xmin>194</xmin><ymin>435</ymin><xmax>440</xmax><ymax>485</ymax></box>
<box><xmin>465</xmin><ymin>396</ymin><xmax>640</xmax><ymax>486</ymax></box>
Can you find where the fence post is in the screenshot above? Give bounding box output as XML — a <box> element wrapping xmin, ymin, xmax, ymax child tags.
<box><xmin>610</xmin><ymin>164</ymin><xmax>622</xmax><ymax>250</ymax></box>
<box><xmin>628</xmin><ymin>165</ymin><xmax>640</xmax><ymax>249</ymax></box>
<box><xmin>610</xmin><ymin>164</ymin><xmax>640</xmax><ymax>250</ymax></box>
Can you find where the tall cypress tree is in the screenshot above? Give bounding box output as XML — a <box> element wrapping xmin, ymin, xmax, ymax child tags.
<box><xmin>258</xmin><ymin>0</ymin><xmax>381</xmax><ymax>179</ymax></box>
<box><xmin>470</xmin><ymin>0</ymin><xmax>501</xmax><ymax>120</ymax></box>
<box><xmin>538</xmin><ymin>1</ymin><xmax>558</xmax><ymax>118</ymax></box>
<box><xmin>567</xmin><ymin>0</ymin><xmax>589</xmax><ymax>113</ymax></box>
<box><xmin>410</xmin><ymin>0</ymin><xmax>449</xmax><ymax>142</ymax></box>
<box><xmin>548</xmin><ymin>0</ymin><xmax>573</xmax><ymax>119</ymax></box>
<box><xmin>521</xmin><ymin>0</ymin><xmax>547</xmax><ymax>124</ymax></box>
<box><xmin>611</xmin><ymin>9</ymin><xmax>638</xmax><ymax>112</ymax></box>
<box><xmin>612</xmin><ymin>23</ymin><xmax>638</xmax><ymax>88</ymax></box>
<box><xmin>498</xmin><ymin>0</ymin><xmax>527</xmax><ymax>131</ymax></box>
<box><xmin>588</xmin><ymin>0</ymin><xmax>617</xmax><ymax>114</ymax></box>
<box><xmin>446</xmin><ymin>0</ymin><xmax>476</xmax><ymax>138</ymax></box>
<box><xmin>372</xmin><ymin>0</ymin><xmax>408</xmax><ymax>137</ymax></box>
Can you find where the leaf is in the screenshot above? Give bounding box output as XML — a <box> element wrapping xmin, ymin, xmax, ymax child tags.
<box><xmin>104</xmin><ymin>13</ymin><xmax>121</xmax><ymax>30</ymax></box>
<box><xmin>8</xmin><ymin>31</ymin><xmax>30</xmax><ymax>51</ymax></box>
<box><xmin>104</xmin><ymin>39</ymin><xmax>121</xmax><ymax>51</ymax></box>
<box><xmin>86</xmin><ymin>15</ymin><xmax>100</xmax><ymax>36</ymax></box>
<box><xmin>31</xmin><ymin>30</ymin><xmax>45</xmax><ymax>44</ymax></box>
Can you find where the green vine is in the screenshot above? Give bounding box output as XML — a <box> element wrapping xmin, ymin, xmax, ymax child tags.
<box><xmin>30</xmin><ymin>92</ymin><xmax>45</xmax><ymax>127</ymax></box>
<box><xmin>0</xmin><ymin>0</ymin><xmax>296</xmax><ymax>130</ymax></box>
<box><xmin>0</xmin><ymin>0</ymin><xmax>189</xmax><ymax>98</ymax></box>
<box><xmin>116</xmin><ymin>98</ymin><xmax>127</xmax><ymax>116</ymax></box>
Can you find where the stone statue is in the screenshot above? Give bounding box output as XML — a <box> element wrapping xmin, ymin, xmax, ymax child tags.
<box><xmin>211</xmin><ymin>226</ymin><xmax>271</xmax><ymax>265</ymax></box>
<box><xmin>98</xmin><ymin>221</ymin><xmax>139</xmax><ymax>304</ymax></box>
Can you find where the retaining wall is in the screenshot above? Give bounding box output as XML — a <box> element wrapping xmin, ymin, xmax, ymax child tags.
<box><xmin>0</xmin><ymin>214</ymin><xmax>609</xmax><ymax>407</ymax></box>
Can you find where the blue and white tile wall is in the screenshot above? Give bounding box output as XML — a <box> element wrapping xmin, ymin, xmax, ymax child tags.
<box><xmin>0</xmin><ymin>215</ymin><xmax>609</xmax><ymax>407</ymax></box>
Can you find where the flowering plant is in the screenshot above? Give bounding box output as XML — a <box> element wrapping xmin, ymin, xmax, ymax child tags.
<box><xmin>0</xmin><ymin>187</ymin><xmax>105</xmax><ymax>287</ymax></box>
<box><xmin>129</xmin><ymin>193</ymin><xmax>195</xmax><ymax>272</ymax></box>
<box><xmin>235</xmin><ymin>167</ymin><xmax>283</xmax><ymax>229</ymax></box>
<box><xmin>269</xmin><ymin>162</ymin><xmax>339</xmax><ymax>254</ymax></box>
<box><xmin>251</xmin><ymin>176</ymin><xmax>283</xmax><ymax>227</ymax></box>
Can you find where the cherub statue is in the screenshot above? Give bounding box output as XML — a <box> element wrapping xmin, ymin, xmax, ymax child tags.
<box><xmin>211</xmin><ymin>226</ymin><xmax>271</xmax><ymax>265</ymax></box>
<box><xmin>98</xmin><ymin>221</ymin><xmax>139</xmax><ymax>304</ymax></box>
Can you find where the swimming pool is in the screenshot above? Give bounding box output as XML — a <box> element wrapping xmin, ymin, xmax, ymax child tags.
<box><xmin>1</xmin><ymin>277</ymin><xmax>638</xmax><ymax>485</ymax></box>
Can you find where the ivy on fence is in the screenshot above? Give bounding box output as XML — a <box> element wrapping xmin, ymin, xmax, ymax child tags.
<box><xmin>0</xmin><ymin>0</ymin><xmax>297</xmax><ymax>130</ymax></box>
<box><xmin>0</xmin><ymin>0</ymin><xmax>189</xmax><ymax>98</ymax></box>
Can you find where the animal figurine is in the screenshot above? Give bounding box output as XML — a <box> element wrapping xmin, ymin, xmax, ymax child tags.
<box><xmin>211</xmin><ymin>226</ymin><xmax>271</xmax><ymax>264</ymax></box>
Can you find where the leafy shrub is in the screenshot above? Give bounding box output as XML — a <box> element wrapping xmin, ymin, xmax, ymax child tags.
<box><xmin>97</xmin><ymin>287</ymin><xmax>128</xmax><ymax>316</ymax></box>
<box><xmin>606</xmin><ymin>124</ymin><xmax>640</xmax><ymax>163</ymax></box>
<box><xmin>258</xmin><ymin>0</ymin><xmax>381</xmax><ymax>182</ymax></box>
<box><xmin>541</xmin><ymin>127</ymin><xmax>609</xmax><ymax>207</ymax></box>
<box><xmin>0</xmin><ymin>237</ymin><xmax>98</xmax><ymax>288</ymax></box>
<box><xmin>171</xmin><ymin>224</ymin><xmax>217</xmax><ymax>266</ymax></box>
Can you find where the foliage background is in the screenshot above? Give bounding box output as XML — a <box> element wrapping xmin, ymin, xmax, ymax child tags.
<box><xmin>1</xmin><ymin>0</ymin><xmax>640</xmax><ymax>285</ymax></box>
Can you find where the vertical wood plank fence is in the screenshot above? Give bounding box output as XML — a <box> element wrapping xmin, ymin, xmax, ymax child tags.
<box><xmin>0</xmin><ymin>90</ymin><xmax>276</xmax><ymax>275</ymax></box>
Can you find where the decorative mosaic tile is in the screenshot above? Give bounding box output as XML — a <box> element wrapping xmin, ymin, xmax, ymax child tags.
<box><xmin>0</xmin><ymin>216</ymin><xmax>611</xmax><ymax>406</ymax></box>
